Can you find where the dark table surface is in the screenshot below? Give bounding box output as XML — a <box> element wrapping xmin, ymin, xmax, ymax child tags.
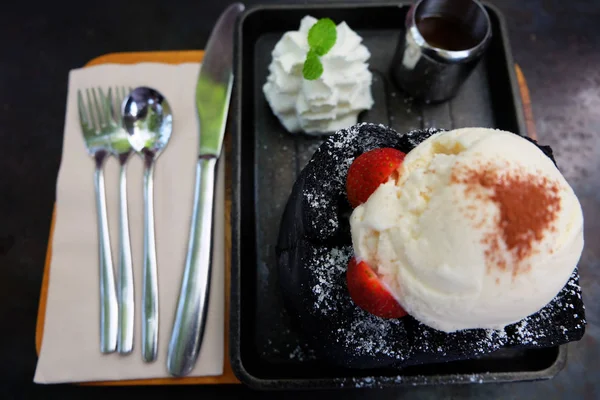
<box><xmin>1</xmin><ymin>0</ymin><xmax>598</xmax><ymax>398</ymax></box>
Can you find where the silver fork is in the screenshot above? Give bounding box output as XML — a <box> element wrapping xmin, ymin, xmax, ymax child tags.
<box><xmin>77</xmin><ymin>87</ymin><xmax>119</xmax><ymax>353</ymax></box>
<box><xmin>106</xmin><ymin>87</ymin><xmax>135</xmax><ymax>355</ymax></box>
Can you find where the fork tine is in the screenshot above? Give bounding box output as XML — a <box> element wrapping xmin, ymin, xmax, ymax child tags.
<box><xmin>115</xmin><ymin>86</ymin><xmax>123</xmax><ymax>118</ymax></box>
<box><xmin>108</xmin><ymin>87</ymin><xmax>117</xmax><ymax>124</ymax></box>
<box><xmin>77</xmin><ymin>90</ymin><xmax>89</xmax><ymax>128</ymax></box>
<box><xmin>98</xmin><ymin>87</ymin><xmax>112</xmax><ymax>126</ymax></box>
<box><xmin>107</xmin><ymin>87</ymin><xmax>113</xmax><ymax>118</ymax></box>
<box><xmin>92</xmin><ymin>88</ymin><xmax>104</xmax><ymax>128</ymax></box>
<box><xmin>86</xmin><ymin>88</ymin><xmax>97</xmax><ymax>132</ymax></box>
<box><xmin>112</xmin><ymin>87</ymin><xmax>119</xmax><ymax>123</ymax></box>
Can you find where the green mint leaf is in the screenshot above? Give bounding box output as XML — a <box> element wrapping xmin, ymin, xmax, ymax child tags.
<box><xmin>307</xmin><ymin>18</ymin><xmax>337</xmax><ymax>56</ymax></box>
<box><xmin>302</xmin><ymin>49</ymin><xmax>323</xmax><ymax>80</ymax></box>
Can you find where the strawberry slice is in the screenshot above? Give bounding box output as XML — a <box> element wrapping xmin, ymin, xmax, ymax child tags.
<box><xmin>346</xmin><ymin>257</ymin><xmax>407</xmax><ymax>319</ymax></box>
<box><xmin>346</xmin><ymin>148</ymin><xmax>406</xmax><ymax>208</ymax></box>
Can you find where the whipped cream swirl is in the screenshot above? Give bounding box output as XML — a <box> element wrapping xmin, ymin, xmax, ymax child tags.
<box><xmin>263</xmin><ymin>16</ymin><xmax>374</xmax><ymax>135</ymax></box>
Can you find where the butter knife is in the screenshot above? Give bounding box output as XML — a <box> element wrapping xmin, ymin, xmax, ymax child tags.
<box><xmin>167</xmin><ymin>2</ymin><xmax>244</xmax><ymax>377</ymax></box>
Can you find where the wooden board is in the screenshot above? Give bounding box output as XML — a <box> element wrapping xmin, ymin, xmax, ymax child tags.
<box><xmin>35</xmin><ymin>51</ymin><xmax>536</xmax><ymax>386</ymax></box>
<box><xmin>515</xmin><ymin>64</ymin><xmax>538</xmax><ymax>140</ymax></box>
<box><xmin>35</xmin><ymin>50</ymin><xmax>240</xmax><ymax>386</ymax></box>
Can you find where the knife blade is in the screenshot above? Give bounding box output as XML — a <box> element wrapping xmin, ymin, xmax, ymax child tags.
<box><xmin>167</xmin><ymin>2</ymin><xmax>245</xmax><ymax>377</ymax></box>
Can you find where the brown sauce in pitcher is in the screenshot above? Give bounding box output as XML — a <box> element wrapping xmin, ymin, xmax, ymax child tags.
<box><xmin>417</xmin><ymin>16</ymin><xmax>480</xmax><ymax>51</ymax></box>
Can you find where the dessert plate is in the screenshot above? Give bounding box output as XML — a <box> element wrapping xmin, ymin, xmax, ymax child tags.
<box><xmin>230</xmin><ymin>2</ymin><xmax>565</xmax><ymax>390</ymax></box>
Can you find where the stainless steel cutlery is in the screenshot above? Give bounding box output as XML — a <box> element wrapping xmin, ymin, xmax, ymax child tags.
<box><xmin>78</xmin><ymin>85</ymin><xmax>171</xmax><ymax>360</ymax></box>
<box><xmin>77</xmin><ymin>87</ymin><xmax>121</xmax><ymax>354</ymax></box>
<box><xmin>123</xmin><ymin>87</ymin><xmax>173</xmax><ymax>362</ymax></box>
<box><xmin>110</xmin><ymin>87</ymin><xmax>135</xmax><ymax>355</ymax></box>
<box><xmin>76</xmin><ymin>3</ymin><xmax>241</xmax><ymax>369</ymax></box>
<box><xmin>167</xmin><ymin>2</ymin><xmax>244</xmax><ymax>377</ymax></box>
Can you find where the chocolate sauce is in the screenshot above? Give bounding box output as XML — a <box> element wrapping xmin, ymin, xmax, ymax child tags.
<box><xmin>417</xmin><ymin>16</ymin><xmax>480</xmax><ymax>51</ymax></box>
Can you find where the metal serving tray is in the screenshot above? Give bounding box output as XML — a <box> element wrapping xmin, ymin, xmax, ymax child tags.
<box><xmin>230</xmin><ymin>2</ymin><xmax>565</xmax><ymax>390</ymax></box>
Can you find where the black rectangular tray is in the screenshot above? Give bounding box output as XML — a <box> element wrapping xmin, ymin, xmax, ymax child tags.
<box><xmin>230</xmin><ymin>1</ymin><xmax>566</xmax><ymax>390</ymax></box>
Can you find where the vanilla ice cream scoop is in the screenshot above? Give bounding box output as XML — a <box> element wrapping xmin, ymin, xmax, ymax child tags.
<box><xmin>263</xmin><ymin>16</ymin><xmax>374</xmax><ymax>134</ymax></box>
<box><xmin>350</xmin><ymin>127</ymin><xmax>584</xmax><ymax>332</ymax></box>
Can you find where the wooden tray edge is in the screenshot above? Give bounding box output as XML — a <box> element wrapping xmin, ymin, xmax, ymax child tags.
<box><xmin>35</xmin><ymin>49</ymin><xmax>241</xmax><ymax>386</ymax></box>
<box><xmin>515</xmin><ymin>64</ymin><xmax>538</xmax><ymax>140</ymax></box>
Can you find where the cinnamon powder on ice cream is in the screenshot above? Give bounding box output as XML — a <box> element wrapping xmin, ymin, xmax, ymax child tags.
<box><xmin>452</xmin><ymin>163</ymin><xmax>562</xmax><ymax>275</ymax></box>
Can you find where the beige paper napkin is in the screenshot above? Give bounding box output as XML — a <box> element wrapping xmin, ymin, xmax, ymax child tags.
<box><xmin>34</xmin><ymin>63</ymin><xmax>225</xmax><ymax>383</ymax></box>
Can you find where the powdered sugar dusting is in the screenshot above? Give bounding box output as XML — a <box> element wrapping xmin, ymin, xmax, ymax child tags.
<box><xmin>334</xmin><ymin>313</ymin><xmax>410</xmax><ymax>360</ymax></box>
<box><xmin>336</xmin><ymin>371</ymin><xmax>502</xmax><ymax>388</ymax></box>
<box><xmin>412</xmin><ymin>323</ymin><xmax>508</xmax><ymax>358</ymax></box>
<box><xmin>288</xmin><ymin>345</ymin><xmax>317</xmax><ymax>361</ymax></box>
<box><xmin>514</xmin><ymin>320</ymin><xmax>538</xmax><ymax>345</ymax></box>
<box><xmin>505</xmin><ymin>269</ymin><xmax>586</xmax><ymax>347</ymax></box>
<box><xmin>305</xmin><ymin>245</ymin><xmax>411</xmax><ymax>361</ymax></box>
<box><xmin>312</xmin><ymin>246</ymin><xmax>352</xmax><ymax>314</ymax></box>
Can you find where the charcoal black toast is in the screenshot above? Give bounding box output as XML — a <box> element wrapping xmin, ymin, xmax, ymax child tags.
<box><xmin>276</xmin><ymin>123</ymin><xmax>586</xmax><ymax>369</ymax></box>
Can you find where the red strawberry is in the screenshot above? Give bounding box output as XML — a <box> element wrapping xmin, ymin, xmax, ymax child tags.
<box><xmin>346</xmin><ymin>148</ymin><xmax>406</xmax><ymax>208</ymax></box>
<box><xmin>346</xmin><ymin>257</ymin><xmax>407</xmax><ymax>319</ymax></box>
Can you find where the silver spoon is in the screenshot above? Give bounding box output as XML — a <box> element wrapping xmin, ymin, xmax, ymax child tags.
<box><xmin>123</xmin><ymin>87</ymin><xmax>173</xmax><ymax>362</ymax></box>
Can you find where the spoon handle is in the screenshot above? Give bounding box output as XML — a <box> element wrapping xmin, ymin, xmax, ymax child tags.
<box><xmin>117</xmin><ymin>163</ymin><xmax>134</xmax><ymax>354</ymax></box>
<box><xmin>167</xmin><ymin>157</ymin><xmax>216</xmax><ymax>377</ymax></box>
<box><xmin>142</xmin><ymin>163</ymin><xmax>159</xmax><ymax>362</ymax></box>
<box><xmin>94</xmin><ymin>163</ymin><xmax>118</xmax><ymax>353</ymax></box>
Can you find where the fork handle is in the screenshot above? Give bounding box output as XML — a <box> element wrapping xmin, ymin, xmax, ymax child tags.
<box><xmin>117</xmin><ymin>163</ymin><xmax>134</xmax><ymax>354</ymax></box>
<box><xmin>94</xmin><ymin>164</ymin><xmax>118</xmax><ymax>353</ymax></box>
<box><xmin>142</xmin><ymin>162</ymin><xmax>159</xmax><ymax>362</ymax></box>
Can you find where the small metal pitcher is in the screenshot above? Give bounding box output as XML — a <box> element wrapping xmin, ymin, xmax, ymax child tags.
<box><xmin>391</xmin><ymin>0</ymin><xmax>492</xmax><ymax>103</ymax></box>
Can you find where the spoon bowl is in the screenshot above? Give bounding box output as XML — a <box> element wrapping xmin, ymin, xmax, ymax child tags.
<box><xmin>123</xmin><ymin>87</ymin><xmax>173</xmax><ymax>158</ymax></box>
<box><xmin>122</xmin><ymin>86</ymin><xmax>173</xmax><ymax>363</ymax></box>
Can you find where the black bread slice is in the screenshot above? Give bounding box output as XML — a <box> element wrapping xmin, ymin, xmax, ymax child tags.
<box><xmin>276</xmin><ymin>123</ymin><xmax>586</xmax><ymax>369</ymax></box>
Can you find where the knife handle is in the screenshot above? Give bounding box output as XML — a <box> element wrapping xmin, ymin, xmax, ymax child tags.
<box><xmin>167</xmin><ymin>157</ymin><xmax>216</xmax><ymax>377</ymax></box>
